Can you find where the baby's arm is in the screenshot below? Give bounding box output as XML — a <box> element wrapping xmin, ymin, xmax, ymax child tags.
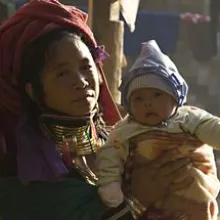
<box><xmin>180</xmin><ymin>106</ymin><xmax>220</xmax><ymax>149</ymax></box>
<box><xmin>96</xmin><ymin>131</ymin><xmax>128</xmax><ymax>207</ymax></box>
<box><xmin>96</xmin><ymin>139</ymin><xmax>126</xmax><ymax>185</ymax></box>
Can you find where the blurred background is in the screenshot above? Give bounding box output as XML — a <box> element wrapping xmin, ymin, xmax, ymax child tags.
<box><xmin>2</xmin><ymin>0</ymin><xmax>220</xmax><ymax>115</ymax></box>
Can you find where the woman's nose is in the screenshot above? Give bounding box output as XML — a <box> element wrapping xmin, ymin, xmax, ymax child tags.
<box><xmin>73</xmin><ymin>74</ymin><xmax>89</xmax><ymax>89</ymax></box>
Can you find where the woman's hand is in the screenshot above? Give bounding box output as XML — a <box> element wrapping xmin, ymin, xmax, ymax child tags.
<box><xmin>191</xmin><ymin>144</ymin><xmax>220</xmax><ymax>197</ymax></box>
<box><xmin>130</xmin><ymin>150</ymin><xmax>194</xmax><ymax>208</ymax></box>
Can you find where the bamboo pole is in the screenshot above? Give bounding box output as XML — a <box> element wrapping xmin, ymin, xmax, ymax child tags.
<box><xmin>92</xmin><ymin>0</ymin><xmax>124</xmax><ymax>103</ymax></box>
<box><xmin>87</xmin><ymin>0</ymin><xmax>93</xmax><ymax>28</ymax></box>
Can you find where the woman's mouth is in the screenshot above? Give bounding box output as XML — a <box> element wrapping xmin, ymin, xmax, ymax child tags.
<box><xmin>73</xmin><ymin>93</ymin><xmax>95</xmax><ymax>102</ymax></box>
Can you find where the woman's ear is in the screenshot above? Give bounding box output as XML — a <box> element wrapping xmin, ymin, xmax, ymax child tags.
<box><xmin>25</xmin><ymin>83</ymin><xmax>34</xmax><ymax>100</ymax></box>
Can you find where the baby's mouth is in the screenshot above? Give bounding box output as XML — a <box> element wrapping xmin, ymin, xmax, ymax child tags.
<box><xmin>145</xmin><ymin>112</ymin><xmax>157</xmax><ymax>117</ymax></box>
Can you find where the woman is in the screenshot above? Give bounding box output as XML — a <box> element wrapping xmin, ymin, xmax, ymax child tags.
<box><xmin>0</xmin><ymin>0</ymin><xmax>217</xmax><ymax>219</ymax></box>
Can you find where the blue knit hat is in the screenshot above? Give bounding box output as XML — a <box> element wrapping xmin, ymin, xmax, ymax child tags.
<box><xmin>119</xmin><ymin>40</ymin><xmax>188</xmax><ymax>112</ymax></box>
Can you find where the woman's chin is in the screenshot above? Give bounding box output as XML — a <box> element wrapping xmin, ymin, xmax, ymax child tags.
<box><xmin>49</xmin><ymin>99</ymin><xmax>97</xmax><ymax>118</ymax></box>
<box><xmin>68</xmin><ymin>101</ymin><xmax>97</xmax><ymax>117</ymax></box>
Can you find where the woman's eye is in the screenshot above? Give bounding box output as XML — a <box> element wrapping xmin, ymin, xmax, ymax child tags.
<box><xmin>81</xmin><ymin>64</ymin><xmax>92</xmax><ymax>71</ymax></box>
<box><xmin>57</xmin><ymin>72</ymin><xmax>65</xmax><ymax>77</ymax></box>
<box><xmin>57</xmin><ymin>71</ymin><xmax>67</xmax><ymax>77</ymax></box>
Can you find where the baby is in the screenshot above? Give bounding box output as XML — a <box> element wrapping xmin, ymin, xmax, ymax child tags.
<box><xmin>97</xmin><ymin>40</ymin><xmax>220</xmax><ymax>219</ymax></box>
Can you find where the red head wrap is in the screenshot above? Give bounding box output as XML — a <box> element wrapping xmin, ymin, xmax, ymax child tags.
<box><xmin>0</xmin><ymin>0</ymin><xmax>121</xmax><ymax>126</ymax></box>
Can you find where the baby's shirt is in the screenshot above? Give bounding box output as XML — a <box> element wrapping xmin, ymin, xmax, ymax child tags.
<box><xmin>96</xmin><ymin>106</ymin><xmax>220</xmax><ymax>185</ymax></box>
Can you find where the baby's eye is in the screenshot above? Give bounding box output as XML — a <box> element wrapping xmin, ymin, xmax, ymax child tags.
<box><xmin>134</xmin><ymin>96</ymin><xmax>143</xmax><ymax>101</ymax></box>
<box><xmin>154</xmin><ymin>92</ymin><xmax>163</xmax><ymax>97</ymax></box>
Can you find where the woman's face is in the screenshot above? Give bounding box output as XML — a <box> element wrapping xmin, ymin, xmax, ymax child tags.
<box><xmin>38</xmin><ymin>34</ymin><xmax>100</xmax><ymax>117</ymax></box>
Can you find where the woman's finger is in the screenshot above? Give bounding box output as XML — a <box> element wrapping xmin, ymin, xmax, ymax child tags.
<box><xmin>156</xmin><ymin>157</ymin><xmax>191</xmax><ymax>177</ymax></box>
<box><xmin>191</xmin><ymin>145</ymin><xmax>213</xmax><ymax>162</ymax></box>
<box><xmin>193</xmin><ymin>161</ymin><xmax>215</xmax><ymax>175</ymax></box>
<box><xmin>169</xmin><ymin>176</ymin><xmax>194</xmax><ymax>192</ymax></box>
<box><xmin>151</xmin><ymin>149</ymin><xmax>182</xmax><ymax>168</ymax></box>
<box><xmin>167</xmin><ymin>163</ymin><xmax>192</xmax><ymax>180</ymax></box>
<box><xmin>193</xmin><ymin>161</ymin><xmax>213</xmax><ymax>168</ymax></box>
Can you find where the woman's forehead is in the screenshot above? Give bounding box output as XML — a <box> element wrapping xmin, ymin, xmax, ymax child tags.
<box><xmin>46</xmin><ymin>35</ymin><xmax>93</xmax><ymax>68</ymax></box>
<box><xmin>55</xmin><ymin>35</ymin><xmax>91</xmax><ymax>57</ymax></box>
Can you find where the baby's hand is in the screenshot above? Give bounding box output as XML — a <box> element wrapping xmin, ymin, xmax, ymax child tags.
<box><xmin>98</xmin><ymin>181</ymin><xmax>124</xmax><ymax>208</ymax></box>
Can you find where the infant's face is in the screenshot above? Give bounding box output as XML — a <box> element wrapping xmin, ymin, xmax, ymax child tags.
<box><xmin>129</xmin><ymin>88</ymin><xmax>177</xmax><ymax>126</ymax></box>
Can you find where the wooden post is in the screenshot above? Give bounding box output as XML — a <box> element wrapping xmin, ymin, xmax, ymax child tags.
<box><xmin>87</xmin><ymin>0</ymin><xmax>93</xmax><ymax>28</ymax></box>
<box><xmin>92</xmin><ymin>0</ymin><xmax>124</xmax><ymax>103</ymax></box>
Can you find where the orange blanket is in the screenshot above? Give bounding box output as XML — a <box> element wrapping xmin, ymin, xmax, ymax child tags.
<box><xmin>125</xmin><ymin>131</ymin><xmax>220</xmax><ymax>220</ymax></box>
